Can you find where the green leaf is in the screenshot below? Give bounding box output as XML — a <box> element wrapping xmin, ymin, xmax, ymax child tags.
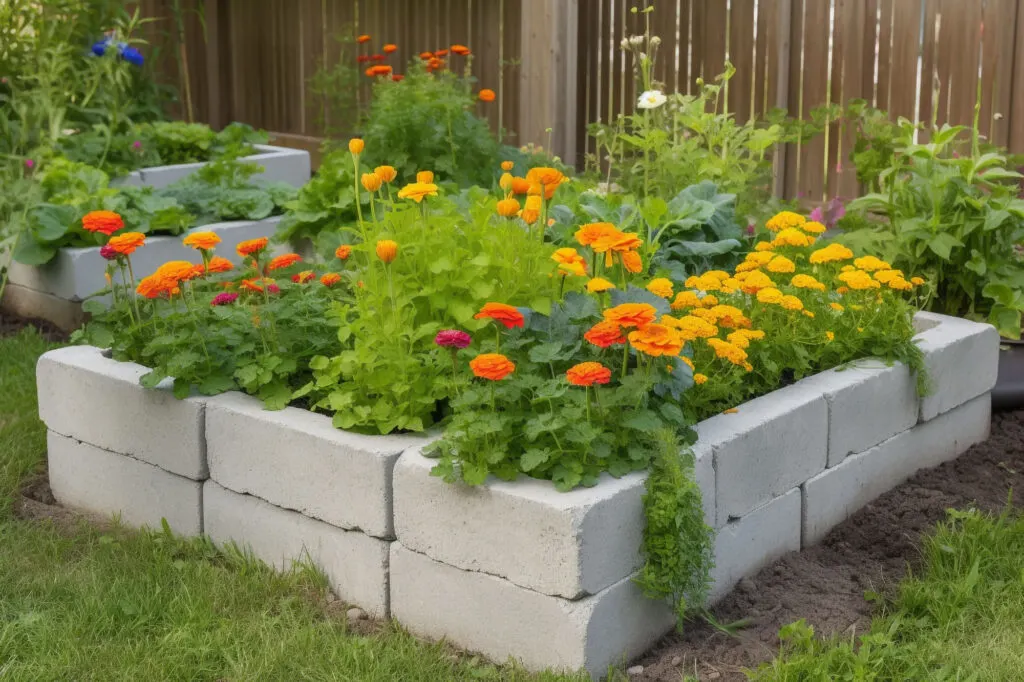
<box><xmin>520</xmin><ymin>448</ymin><xmax>551</xmax><ymax>472</ymax></box>
<box><xmin>528</xmin><ymin>342</ymin><xmax>566</xmax><ymax>364</ymax></box>
<box><xmin>926</xmin><ymin>233</ymin><xmax>963</xmax><ymax>260</ymax></box>
<box><xmin>30</xmin><ymin>204</ymin><xmax>77</xmax><ymax>241</ymax></box>
<box><xmin>308</xmin><ymin>355</ymin><xmax>330</xmax><ymax>371</ymax></box>
<box><xmin>624</xmin><ymin>410</ymin><xmax>663</xmax><ymax>431</ymax></box>
<box><xmin>13</xmin><ymin>239</ymin><xmax>58</xmax><ymax>266</ymax></box>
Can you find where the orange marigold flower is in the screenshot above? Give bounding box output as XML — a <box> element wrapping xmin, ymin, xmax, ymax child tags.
<box><xmin>320</xmin><ymin>272</ymin><xmax>342</xmax><ymax>287</ymax></box>
<box><xmin>621</xmin><ymin>250</ymin><xmax>643</xmax><ymax>274</ymax></box>
<box><xmin>470</xmin><ymin>353</ymin><xmax>515</xmax><ymax>381</ymax></box>
<box><xmin>772</xmin><ymin>227</ymin><xmax>815</xmax><ymax>248</ymax></box>
<box><xmin>671</xmin><ymin>291</ymin><xmax>702</xmax><ymax>310</ymax></box>
<box><xmin>107</xmin><ymin>231</ymin><xmax>145</xmax><ymax>256</ymax></box>
<box><xmin>383</xmin><ymin>43</ymin><xmax>397</xmax><ymax>53</ymax></box>
<box><xmin>707</xmin><ymin>337</ymin><xmax>748</xmax><ymax>366</ymax></box>
<box><xmin>397</xmin><ymin>181</ymin><xmax>438</xmax><ymax>202</ymax></box>
<box><xmin>501</xmin><ymin>160</ymin><xmax>514</xmax><ymax>172</ymax></box>
<box><xmin>419</xmin><ymin>51</ymin><xmax>433</xmax><ymax>60</ymax></box>
<box><xmin>427</xmin><ymin>57</ymin><xmax>444</xmax><ymax>71</ymax></box>
<box><xmin>335</xmin><ymin>244</ymin><xmax>352</xmax><ymax>260</ymax></box>
<box><xmin>237</xmin><ymin>237</ymin><xmax>269</xmax><ymax>257</ymax></box>
<box><xmin>584</xmin><ymin>320</ymin><xmax>626</xmax><ymax>348</ymax></box>
<box><xmin>361</xmin><ymin>172</ymin><xmax>383</xmax><ymax>192</ymax></box>
<box><xmin>628</xmin><ymin>323</ymin><xmax>684</xmax><ymax>357</ymax></box>
<box><xmin>586</xmin><ymin>277</ymin><xmax>615</xmax><ymax>294</ymax></box>
<box><xmin>521</xmin><ymin>195</ymin><xmax>542</xmax><ymax>225</ymax></box>
<box><xmin>496</xmin><ymin>197</ymin><xmax>520</xmax><ymax>217</ymax></box>
<box><xmin>566</xmin><ymin>361</ymin><xmax>612</xmax><ymax>387</ymax></box>
<box><xmin>754</xmin><ymin>241</ymin><xmax>775</xmax><ymax>252</ymax></box>
<box><xmin>349</xmin><ymin>138</ymin><xmax>364</xmax><ymax>154</ymax></box>
<box><xmin>809</xmin><ymin>243</ymin><xmax>854</xmax><ymax>264</ymax></box>
<box><xmin>510</xmin><ymin>176</ymin><xmax>532</xmax><ymax>195</ymax></box>
<box><xmin>434</xmin><ymin>48</ymin><xmax>449</xmax><ymax>57</ymax></box>
<box><xmin>376</xmin><ymin>239</ymin><xmax>398</xmax><ymax>264</ymax></box>
<box><xmin>474</xmin><ymin>302</ymin><xmax>525</xmax><ymax>329</ymax></box>
<box><xmin>800</xmin><ymin>220</ymin><xmax>827</xmax><ymax>234</ymax></box>
<box><xmin>663</xmin><ymin>315</ymin><xmax>719</xmax><ymax>341</ymax></box>
<box><xmin>551</xmin><ymin>247</ymin><xmax>585</xmax><ymax>268</ymax></box>
<box><xmin>766</xmin><ymin>255</ymin><xmax>796</xmax><ymax>273</ymax></box>
<box><xmin>765</xmin><ymin>210</ymin><xmax>806</xmax><ymax>232</ymax></box>
<box><xmin>267</xmin><ymin>253</ymin><xmax>302</xmax><ymax>271</ymax></box>
<box><xmin>525</xmin><ymin>166</ymin><xmax>567</xmax><ymax>199</ymax></box>
<box><xmin>82</xmin><ymin>210</ymin><xmax>124</xmax><ymax>235</ymax></box>
<box><xmin>911</xmin><ymin>276</ymin><xmax>925</xmax><ymax>286</ymax></box>
<box><xmin>183</xmin><ymin>231</ymin><xmax>221</xmax><ymax>250</ymax></box>
<box><xmin>478</xmin><ymin>88</ymin><xmax>496</xmax><ymax>102</ymax></box>
<box><xmin>739</xmin><ymin>270</ymin><xmax>775</xmax><ymax>294</ymax></box>
<box><xmin>603</xmin><ymin>303</ymin><xmax>657</xmax><ymax>329</ymax></box>
<box><xmin>207</xmin><ymin>256</ymin><xmax>234</xmax><ymax>273</ymax></box>
<box><xmin>646</xmin><ymin>278</ymin><xmax>674</xmax><ymax>299</ymax></box>
<box><xmin>357</xmin><ymin>34</ymin><xmax>371</xmax><ymax>43</ymax></box>
<box><xmin>374</xmin><ymin>165</ymin><xmax>397</xmax><ymax>183</ymax></box>
<box><xmin>240</xmin><ymin>279</ymin><xmax>266</xmax><ymax>293</ymax></box>
<box><xmin>499</xmin><ymin>172</ymin><xmax>514</xmax><ymax>191</ymax></box>
<box><xmin>292</xmin><ymin>270</ymin><xmax>315</xmax><ymax>284</ymax></box>
<box><xmin>575</xmin><ymin>222</ymin><xmax>618</xmax><ymax>247</ymax></box>
<box><xmin>791</xmin><ymin>274</ymin><xmax>826</xmax><ymax>291</ymax></box>
<box><xmin>451</xmin><ymin>44</ymin><xmax>471</xmax><ymax>56</ymax></box>
<box><xmin>694</xmin><ymin>373</ymin><xmax>708</xmax><ymax>385</ymax></box>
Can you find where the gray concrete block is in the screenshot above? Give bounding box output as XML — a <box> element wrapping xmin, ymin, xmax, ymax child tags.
<box><xmin>37</xmin><ymin>346</ymin><xmax>206</xmax><ymax>479</ymax></box>
<box><xmin>114</xmin><ymin>144</ymin><xmax>311</xmax><ymax>189</ymax></box>
<box><xmin>394</xmin><ymin>445</ymin><xmax>715</xmax><ymax>600</ymax></box>
<box><xmin>7</xmin><ymin>217</ymin><xmax>283</xmax><ymax>304</ymax></box>
<box><xmin>709</xmin><ymin>488</ymin><xmax>802</xmax><ymax>602</ymax></box>
<box><xmin>915</xmin><ymin>312</ymin><xmax>999</xmax><ymax>421</ymax></box>
<box><xmin>205</xmin><ymin>392</ymin><xmax>428</xmax><ymax>539</ymax></box>
<box><xmin>0</xmin><ymin>282</ymin><xmax>85</xmax><ymax>332</ymax></box>
<box><xmin>389</xmin><ymin>542</ymin><xmax>675</xmax><ymax>677</ymax></box>
<box><xmin>803</xmin><ymin>392</ymin><xmax>991</xmax><ymax>546</ymax></box>
<box><xmin>47</xmin><ymin>431</ymin><xmax>202</xmax><ymax>535</ymax></box>
<box><xmin>796</xmin><ymin>359</ymin><xmax>919</xmax><ymax>467</ymax></box>
<box><xmin>203</xmin><ymin>481</ymin><xmax>390</xmax><ymax>617</ymax></box>
<box><xmin>698</xmin><ymin>382</ymin><xmax>827</xmax><ymax>522</ymax></box>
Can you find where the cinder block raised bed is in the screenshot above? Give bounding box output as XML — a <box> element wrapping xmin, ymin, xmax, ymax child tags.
<box><xmin>3</xmin><ymin>217</ymin><xmax>283</xmax><ymax>331</ymax></box>
<box><xmin>36</xmin><ymin>312</ymin><xmax>997</xmax><ymax>677</ymax></box>
<box><xmin>112</xmin><ymin>144</ymin><xmax>311</xmax><ymax>190</ymax></box>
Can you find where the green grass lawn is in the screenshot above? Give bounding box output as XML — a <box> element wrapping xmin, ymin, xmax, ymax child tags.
<box><xmin>0</xmin><ymin>327</ymin><xmax>589</xmax><ymax>681</ymax></box>
<box><xmin>753</xmin><ymin>505</ymin><xmax>1024</xmax><ymax>681</ymax></box>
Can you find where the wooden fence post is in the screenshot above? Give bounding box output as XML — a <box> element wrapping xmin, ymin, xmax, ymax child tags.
<box><xmin>518</xmin><ymin>0</ymin><xmax>579</xmax><ymax>164</ymax></box>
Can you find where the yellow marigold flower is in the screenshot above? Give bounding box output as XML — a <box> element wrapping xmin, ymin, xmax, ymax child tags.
<box><xmin>826</xmin><ymin>331</ymin><xmax>835</xmax><ymax>342</ymax></box>
<box><xmin>501</xmin><ymin>161</ymin><xmax>514</xmax><ymax>172</ymax></box>
<box><xmin>830</xmin><ymin>302</ymin><xmax>844</xmax><ymax>311</ymax></box>
<box><xmin>837</xmin><ymin>270</ymin><xmax>881</xmax><ymax>290</ymax></box>
<box><xmin>706</xmin><ymin>337</ymin><xmax>748</xmax><ymax>366</ymax></box>
<box><xmin>559</xmin><ymin>261</ymin><xmax>587</xmax><ymax>277</ymax></box>
<box><xmin>684</xmin><ymin>273</ymin><xmax>722</xmax><ymax>292</ymax></box>
<box><xmin>802</xmin><ymin>310</ymin><xmax>815</xmax><ymax>318</ymax></box>
<box><xmin>911</xmin><ymin>276</ymin><xmax>925</xmax><ymax>286</ymax></box>
<box><xmin>646</xmin><ymin>278</ymin><xmax>674</xmax><ymax>299</ymax></box>
<box><xmin>671</xmin><ymin>291</ymin><xmax>702</xmax><ymax>310</ymax></box>
<box><xmin>735</xmin><ymin>261</ymin><xmax>762</xmax><ymax>273</ymax></box>
<box><xmin>745</xmin><ymin>251</ymin><xmax>775</xmax><ymax>266</ymax></box>
<box><xmin>809</xmin><ymin>243</ymin><xmax>854</xmax><ymax>264</ymax></box>
<box><xmin>837</xmin><ymin>286</ymin><xmax>849</xmax><ymax>294</ymax></box>
<box><xmin>705</xmin><ymin>305</ymin><xmax>750</xmax><ymax>329</ymax></box>
<box><xmin>348</xmin><ymin>138</ymin><xmax>364</xmax><ymax>155</ymax></box>
<box><xmin>680</xmin><ymin>356</ymin><xmax>695</xmax><ymax>370</ymax></box>
<box><xmin>587</xmin><ymin>277</ymin><xmax>615</xmax><ymax>293</ymax></box>
<box><xmin>740</xmin><ymin>270</ymin><xmax>775</xmax><ymax>294</ymax></box>
<box><xmin>361</xmin><ymin>172</ymin><xmax>383</xmax><ymax>192</ymax></box>
<box><xmin>397</xmin><ymin>181</ymin><xmax>439</xmax><ymax>203</ymax></box>
<box><xmin>668</xmin><ymin>315</ymin><xmax>718</xmax><ymax>341</ymax></box>
<box><xmin>765</xmin><ymin>210</ymin><xmax>806</xmax><ymax>232</ymax></box>
<box><xmin>628</xmin><ymin>323</ymin><xmax>684</xmax><ymax>357</ymax></box>
<box><xmin>496</xmin><ymin>197</ymin><xmax>520</xmax><ymax>217</ymax></box>
<box><xmin>727</xmin><ymin>331</ymin><xmax>751</xmax><ymax>349</ymax></box>
<box><xmin>873</xmin><ymin>269</ymin><xmax>904</xmax><ymax>284</ymax></box>
<box><xmin>888</xmin><ymin>276</ymin><xmax>913</xmax><ymax>291</ymax></box>
<box><xmin>772</xmin><ymin>228</ymin><xmax>815</xmax><ymax>248</ymax></box>
<box><xmin>499</xmin><ymin>172</ymin><xmax>514</xmax><ymax>191</ymax></box>
<box><xmin>705</xmin><ymin>270</ymin><xmax>730</xmax><ymax>281</ymax></box>
<box><xmin>766</xmin><ymin>255</ymin><xmax>796</xmax><ymax>273</ymax></box>
<box><xmin>700</xmin><ymin>295</ymin><xmax>719</xmax><ymax>307</ymax></box>
<box><xmin>756</xmin><ymin>287</ymin><xmax>783</xmax><ymax>304</ymax></box>
<box><xmin>374</xmin><ymin>165</ymin><xmax>397</xmax><ymax>183</ymax></box>
<box><xmin>416</xmin><ymin>170</ymin><xmax>434</xmax><ymax>184</ymax></box>
<box><xmin>575</xmin><ymin>222</ymin><xmax>618</xmax><ymax>246</ymax></box>
<box><xmin>183</xmin><ymin>231</ymin><xmax>221</xmax><ymax>250</ymax></box>
<box><xmin>754</xmin><ymin>241</ymin><xmax>775</xmax><ymax>252</ymax></box>
<box><xmin>376</xmin><ymin>239</ymin><xmax>398</xmax><ymax>263</ymax></box>
<box><xmin>841</xmin><ymin>265</ymin><xmax>856</xmax><ymax>272</ymax></box>
<box><xmin>800</xmin><ymin>220</ymin><xmax>827</xmax><ymax>234</ymax></box>
<box><xmin>719</xmin><ymin>278</ymin><xmax>740</xmax><ymax>293</ymax></box>
<box><xmin>854</xmin><ymin>255</ymin><xmax>891</xmax><ymax>271</ymax></box>
<box><xmin>521</xmin><ymin>195</ymin><xmax>542</xmax><ymax>225</ymax></box>
<box><xmin>694</xmin><ymin>373</ymin><xmax>708</xmax><ymax>385</ymax></box>
<box><xmin>791</xmin><ymin>274</ymin><xmax>826</xmax><ymax>291</ymax></box>
<box><xmin>551</xmin><ymin>248</ymin><xmax>584</xmax><ymax>267</ymax></box>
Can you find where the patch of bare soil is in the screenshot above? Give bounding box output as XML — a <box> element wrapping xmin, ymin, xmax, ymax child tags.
<box><xmin>0</xmin><ymin>311</ymin><xmax>68</xmax><ymax>342</ymax></box>
<box><xmin>634</xmin><ymin>409</ymin><xmax>1024</xmax><ymax>681</ymax></box>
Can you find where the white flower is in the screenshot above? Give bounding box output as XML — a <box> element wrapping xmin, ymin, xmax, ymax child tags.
<box><xmin>637</xmin><ymin>90</ymin><xmax>667</xmax><ymax>110</ymax></box>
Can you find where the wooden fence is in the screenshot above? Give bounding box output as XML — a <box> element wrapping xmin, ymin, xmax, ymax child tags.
<box><xmin>137</xmin><ymin>0</ymin><xmax>1024</xmax><ymax>199</ymax></box>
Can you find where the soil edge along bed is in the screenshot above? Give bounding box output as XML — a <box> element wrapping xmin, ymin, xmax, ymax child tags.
<box><xmin>633</xmin><ymin>409</ymin><xmax>1024</xmax><ymax>682</ymax></box>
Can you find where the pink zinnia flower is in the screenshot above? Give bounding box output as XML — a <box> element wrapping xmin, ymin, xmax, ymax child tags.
<box><xmin>100</xmin><ymin>244</ymin><xmax>119</xmax><ymax>261</ymax></box>
<box><xmin>435</xmin><ymin>329</ymin><xmax>472</xmax><ymax>349</ymax></box>
<box><xmin>267</xmin><ymin>283</ymin><xmax>281</xmax><ymax>294</ymax></box>
<box><xmin>132</xmin><ymin>140</ymin><xmax>142</xmax><ymax>150</ymax></box>
<box><xmin>24</xmin><ymin>158</ymin><xmax>34</xmax><ymax>169</ymax></box>
<box><xmin>211</xmin><ymin>292</ymin><xmax>239</xmax><ymax>306</ymax></box>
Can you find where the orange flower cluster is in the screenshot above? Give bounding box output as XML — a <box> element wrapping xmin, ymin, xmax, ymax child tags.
<box><xmin>106</xmin><ymin>232</ymin><xmax>145</xmax><ymax>256</ymax></box>
<box><xmin>574</xmin><ymin>222</ymin><xmax>644</xmax><ymax>272</ymax></box>
<box><xmin>136</xmin><ymin>261</ymin><xmax>198</xmax><ymax>299</ymax></box>
<box><xmin>267</xmin><ymin>253</ymin><xmax>302</xmax><ymax>271</ymax></box>
<box><xmin>183</xmin><ymin>231</ymin><xmax>221</xmax><ymax>251</ymax></box>
<box><xmin>82</xmin><ymin>210</ymin><xmax>124</xmax><ymax>235</ymax></box>
<box><xmin>566</xmin><ymin>362</ymin><xmax>612</xmax><ymax>387</ymax></box>
<box><xmin>237</xmin><ymin>237</ymin><xmax>269</xmax><ymax>258</ymax></box>
<box><xmin>470</xmin><ymin>353</ymin><xmax>515</xmax><ymax>381</ymax></box>
<box><xmin>474</xmin><ymin>302</ymin><xmax>525</xmax><ymax>329</ymax></box>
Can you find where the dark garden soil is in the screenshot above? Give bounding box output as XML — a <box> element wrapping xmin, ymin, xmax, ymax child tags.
<box><xmin>632</xmin><ymin>409</ymin><xmax>1024</xmax><ymax>681</ymax></box>
<box><xmin>0</xmin><ymin>310</ymin><xmax>68</xmax><ymax>343</ymax></box>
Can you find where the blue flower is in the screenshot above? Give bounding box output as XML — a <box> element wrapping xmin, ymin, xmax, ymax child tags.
<box><xmin>91</xmin><ymin>38</ymin><xmax>111</xmax><ymax>57</ymax></box>
<box><xmin>120</xmin><ymin>45</ymin><xmax>144</xmax><ymax>66</ymax></box>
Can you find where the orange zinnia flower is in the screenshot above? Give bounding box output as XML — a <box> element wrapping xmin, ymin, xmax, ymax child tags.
<box><xmin>628</xmin><ymin>323</ymin><xmax>684</xmax><ymax>357</ymax></box>
<box><xmin>374</xmin><ymin>165</ymin><xmax>397</xmax><ymax>183</ymax></box>
<box><xmin>391</xmin><ymin>74</ymin><xmax>404</xmax><ymax>82</ymax></box>
<box><xmin>496</xmin><ymin>197</ymin><xmax>520</xmax><ymax>217</ymax></box>
<box><xmin>136</xmin><ymin>275</ymin><xmax>178</xmax><ymax>299</ymax></box>
<box><xmin>183</xmin><ymin>231</ymin><xmax>221</xmax><ymax>250</ymax></box>
<box><xmin>551</xmin><ymin>247</ymin><xmax>585</xmax><ymax>268</ymax></box>
<box><xmin>357</xmin><ymin>34</ymin><xmax>371</xmax><ymax>43</ymax></box>
<box><xmin>267</xmin><ymin>253</ymin><xmax>302</xmax><ymax>271</ymax></box>
<box><xmin>154</xmin><ymin>260</ymin><xmax>200</xmax><ymax>283</ymax></box>
<box><xmin>335</xmin><ymin>244</ymin><xmax>352</xmax><ymax>260</ymax></box>
<box><xmin>575</xmin><ymin>222</ymin><xmax>618</xmax><ymax>246</ymax></box>
<box><xmin>434</xmin><ymin>48</ymin><xmax>449</xmax><ymax>57</ymax></box>
<box><xmin>603</xmin><ymin>303</ymin><xmax>656</xmax><ymax>328</ymax></box>
<box><xmin>566</xmin><ymin>362</ymin><xmax>612</xmax><ymax>387</ymax></box>
<box><xmin>383</xmin><ymin>43</ymin><xmax>397</xmax><ymax>53</ymax></box>
<box><xmin>240</xmin><ymin>278</ymin><xmax>266</xmax><ymax>293</ymax></box>
<box><xmin>292</xmin><ymin>270</ymin><xmax>315</xmax><ymax>284</ymax></box>
<box><xmin>367</xmin><ymin>64</ymin><xmax>393</xmax><ymax>77</ymax></box>
<box><xmin>451</xmin><ymin>44</ymin><xmax>471</xmax><ymax>56</ymax></box>
<box><xmin>474</xmin><ymin>302</ymin><xmax>525</xmax><ymax>329</ymax></box>
<box><xmin>237</xmin><ymin>237</ymin><xmax>269</xmax><ymax>257</ymax></box>
<box><xmin>510</xmin><ymin>176</ymin><xmax>531</xmax><ymax>195</ymax></box>
<box><xmin>207</xmin><ymin>256</ymin><xmax>234</xmax><ymax>273</ymax></box>
<box><xmin>348</xmin><ymin>138</ymin><xmax>365</xmax><ymax>155</ymax></box>
<box><xmin>107</xmin><ymin>231</ymin><xmax>145</xmax><ymax>256</ymax></box>
<box><xmin>427</xmin><ymin>57</ymin><xmax>444</xmax><ymax>71</ymax></box>
<box><xmin>470</xmin><ymin>353</ymin><xmax>515</xmax><ymax>381</ymax></box>
<box><xmin>478</xmin><ymin>88</ymin><xmax>496</xmax><ymax>102</ymax></box>
<box><xmin>361</xmin><ymin>172</ymin><xmax>383</xmax><ymax>192</ymax></box>
<box><xmin>419</xmin><ymin>51</ymin><xmax>433</xmax><ymax>60</ymax></box>
<box><xmin>376</xmin><ymin>239</ymin><xmax>398</xmax><ymax>263</ymax></box>
<box><xmin>82</xmin><ymin>210</ymin><xmax>124</xmax><ymax>235</ymax></box>
<box><xmin>397</xmin><ymin>181</ymin><xmax>438</xmax><ymax>203</ymax></box>
<box><xmin>584</xmin><ymin>320</ymin><xmax>626</xmax><ymax>348</ymax></box>
<box><xmin>320</xmin><ymin>273</ymin><xmax>342</xmax><ymax>287</ymax></box>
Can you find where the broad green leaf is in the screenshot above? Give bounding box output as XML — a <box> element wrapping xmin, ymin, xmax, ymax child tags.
<box><xmin>926</xmin><ymin>233</ymin><xmax>963</xmax><ymax>260</ymax></box>
<box><xmin>13</xmin><ymin>239</ymin><xmax>58</xmax><ymax>266</ymax></box>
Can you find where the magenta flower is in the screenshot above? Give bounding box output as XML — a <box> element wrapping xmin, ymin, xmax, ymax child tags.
<box><xmin>211</xmin><ymin>292</ymin><xmax>239</xmax><ymax>306</ymax></box>
<box><xmin>267</xmin><ymin>283</ymin><xmax>281</xmax><ymax>294</ymax></box>
<box><xmin>100</xmin><ymin>244</ymin><xmax>119</xmax><ymax>261</ymax></box>
<box><xmin>435</xmin><ymin>329</ymin><xmax>471</xmax><ymax>349</ymax></box>
<box><xmin>132</xmin><ymin>140</ymin><xmax>142</xmax><ymax>150</ymax></box>
<box><xmin>24</xmin><ymin>158</ymin><xmax>34</xmax><ymax>170</ymax></box>
<box><xmin>809</xmin><ymin>206</ymin><xmax>824</xmax><ymax>224</ymax></box>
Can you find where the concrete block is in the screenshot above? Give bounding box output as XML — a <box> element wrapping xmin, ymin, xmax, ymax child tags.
<box><xmin>37</xmin><ymin>346</ymin><xmax>206</xmax><ymax>479</ymax></box>
<box><xmin>114</xmin><ymin>144</ymin><xmax>311</xmax><ymax>189</ymax></box>
<box><xmin>709</xmin><ymin>488</ymin><xmax>802</xmax><ymax>602</ymax></box>
<box><xmin>389</xmin><ymin>543</ymin><xmax>675</xmax><ymax>677</ymax></box>
<box><xmin>796</xmin><ymin>359</ymin><xmax>918</xmax><ymax>467</ymax></box>
<box><xmin>394</xmin><ymin>445</ymin><xmax>715</xmax><ymax>600</ymax></box>
<box><xmin>203</xmin><ymin>481</ymin><xmax>390</xmax><ymax>617</ymax></box>
<box><xmin>47</xmin><ymin>431</ymin><xmax>202</xmax><ymax>535</ymax></box>
<box><xmin>205</xmin><ymin>392</ymin><xmax>428</xmax><ymax>538</ymax></box>
<box><xmin>7</xmin><ymin>217</ymin><xmax>283</xmax><ymax>305</ymax></box>
<box><xmin>915</xmin><ymin>312</ymin><xmax>999</xmax><ymax>421</ymax></box>
<box><xmin>698</xmin><ymin>382</ymin><xmax>827</xmax><ymax>522</ymax></box>
<box><xmin>803</xmin><ymin>392</ymin><xmax>991</xmax><ymax>546</ymax></box>
<box><xmin>0</xmin><ymin>282</ymin><xmax>85</xmax><ymax>332</ymax></box>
